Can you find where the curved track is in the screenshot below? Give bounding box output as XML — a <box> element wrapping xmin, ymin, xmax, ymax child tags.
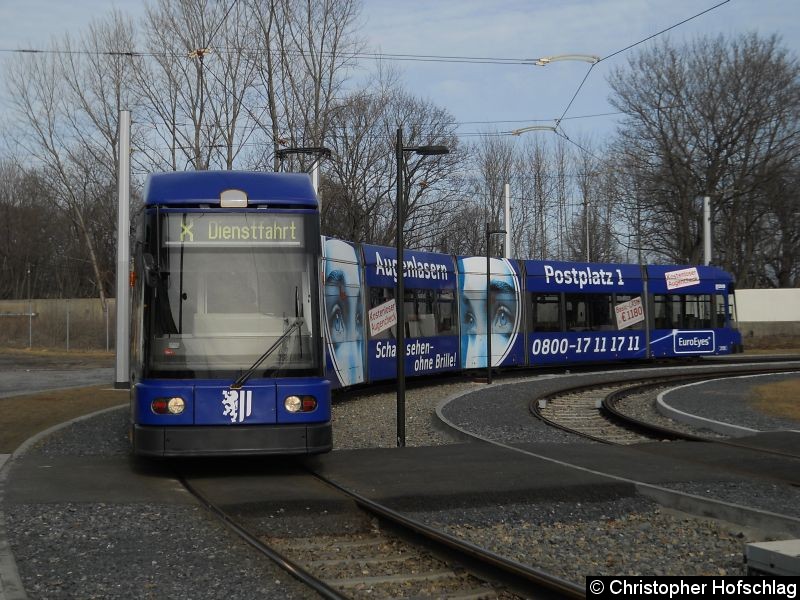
<box><xmin>176</xmin><ymin>361</ymin><xmax>800</xmax><ymax>599</ymax></box>
<box><xmin>435</xmin><ymin>358</ymin><xmax>800</xmax><ymax>539</ymax></box>
<box><xmin>531</xmin><ymin>366</ymin><xmax>800</xmax><ymax>448</ymax></box>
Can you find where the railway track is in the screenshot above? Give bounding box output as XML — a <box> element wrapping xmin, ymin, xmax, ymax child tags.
<box><xmin>178</xmin><ymin>468</ymin><xmax>581</xmax><ymax>600</ymax></box>
<box><xmin>177</xmin><ymin>361</ymin><xmax>800</xmax><ymax>599</ymax></box>
<box><xmin>532</xmin><ymin>365</ymin><xmax>800</xmax><ymax>447</ymax></box>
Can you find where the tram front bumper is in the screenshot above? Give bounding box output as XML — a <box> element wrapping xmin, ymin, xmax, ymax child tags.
<box><xmin>132</xmin><ymin>422</ymin><xmax>332</xmax><ymax>457</ymax></box>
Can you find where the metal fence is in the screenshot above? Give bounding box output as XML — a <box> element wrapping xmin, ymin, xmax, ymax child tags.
<box><xmin>0</xmin><ymin>298</ymin><xmax>117</xmax><ymax>351</ymax></box>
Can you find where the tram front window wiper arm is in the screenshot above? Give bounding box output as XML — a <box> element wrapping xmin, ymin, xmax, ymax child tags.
<box><xmin>230</xmin><ymin>319</ymin><xmax>303</xmax><ymax>390</ymax></box>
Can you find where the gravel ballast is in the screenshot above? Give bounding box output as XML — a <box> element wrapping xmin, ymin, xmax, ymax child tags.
<box><xmin>2</xmin><ymin>407</ymin><xmax>316</xmax><ymax>600</ymax></box>
<box><xmin>7</xmin><ymin>502</ymin><xmax>313</xmax><ymax>600</ymax></box>
<box><xmin>3</xmin><ymin>365</ymin><xmax>798</xmax><ymax>596</ymax></box>
<box><xmin>331</xmin><ymin>371</ymin><xmax>798</xmax><ymax>584</ymax></box>
<box><xmin>407</xmin><ymin>497</ymin><xmax>748</xmax><ymax>581</ymax></box>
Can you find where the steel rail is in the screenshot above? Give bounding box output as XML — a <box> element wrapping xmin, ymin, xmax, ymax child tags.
<box><xmin>178</xmin><ymin>474</ymin><xmax>348</xmax><ymax>600</ymax></box>
<box><xmin>531</xmin><ymin>365</ymin><xmax>800</xmax><ymax>445</ymax></box>
<box><xmin>309</xmin><ymin>469</ymin><xmax>584</xmax><ymax>599</ymax></box>
<box><xmin>604</xmin><ymin>372</ymin><xmax>800</xmax><ymax>459</ymax></box>
<box><xmin>530</xmin><ymin>377</ymin><xmax>671</xmax><ymax>444</ymax></box>
<box><xmin>181</xmin><ymin>466</ymin><xmax>579</xmax><ymax>598</ymax></box>
<box><xmin>603</xmin><ymin>378</ymin><xmax>716</xmax><ymax>441</ymax></box>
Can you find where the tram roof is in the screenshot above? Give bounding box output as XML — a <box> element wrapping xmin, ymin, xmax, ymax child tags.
<box><xmin>144</xmin><ymin>171</ymin><xmax>319</xmax><ymax>209</ymax></box>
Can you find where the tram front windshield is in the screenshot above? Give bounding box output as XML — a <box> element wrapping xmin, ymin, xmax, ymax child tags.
<box><xmin>146</xmin><ymin>211</ymin><xmax>320</xmax><ymax>378</ymax></box>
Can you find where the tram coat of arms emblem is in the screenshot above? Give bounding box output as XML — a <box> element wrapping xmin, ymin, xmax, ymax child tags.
<box><xmin>222</xmin><ymin>389</ymin><xmax>252</xmax><ymax>423</ymax></box>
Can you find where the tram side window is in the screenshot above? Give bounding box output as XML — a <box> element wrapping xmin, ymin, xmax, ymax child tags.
<box><xmin>653</xmin><ymin>295</ymin><xmax>681</xmax><ymax>329</ymax></box>
<box><xmin>652</xmin><ymin>295</ymin><xmax>668</xmax><ymax>329</ymax></box>
<box><xmin>368</xmin><ymin>287</ymin><xmax>396</xmax><ymax>340</ymax></box>
<box><xmin>683</xmin><ymin>294</ymin><xmax>712</xmax><ymax>329</ymax></box>
<box><xmin>614</xmin><ymin>294</ymin><xmax>644</xmax><ymax>330</ymax></box>
<box><xmin>368</xmin><ymin>287</ymin><xmax>456</xmax><ymax>339</ymax></box>
<box><xmin>436</xmin><ymin>289</ymin><xmax>457</xmax><ymax>335</ymax></box>
<box><xmin>407</xmin><ymin>288</ymin><xmax>458</xmax><ymax>338</ymax></box>
<box><xmin>653</xmin><ymin>294</ymin><xmax>713</xmax><ymax>329</ymax></box>
<box><xmin>405</xmin><ymin>288</ymin><xmax>437</xmax><ymax>338</ymax></box>
<box><xmin>714</xmin><ymin>294</ymin><xmax>726</xmax><ymax>328</ymax></box>
<box><xmin>529</xmin><ymin>293</ymin><xmax>561</xmax><ymax>332</ymax></box>
<box><xmin>728</xmin><ymin>291</ymin><xmax>739</xmax><ymax>324</ymax></box>
<box><xmin>565</xmin><ymin>294</ymin><xmax>614</xmax><ymax>331</ymax></box>
<box><xmin>565</xmin><ymin>295</ymin><xmax>587</xmax><ymax>330</ymax></box>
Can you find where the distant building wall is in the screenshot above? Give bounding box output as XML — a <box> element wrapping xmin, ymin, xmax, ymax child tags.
<box><xmin>736</xmin><ymin>289</ymin><xmax>800</xmax><ymax>322</ymax></box>
<box><xmin>735</xmin><ymin>289</ymin><xmax>800</xmax><ymax>339</ymax></box>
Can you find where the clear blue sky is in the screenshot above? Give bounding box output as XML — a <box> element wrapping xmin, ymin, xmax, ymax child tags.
<box><xmin>1</xmin><ymin>0</ymin><xmax>798</xmax><ymax>145</ymax></box>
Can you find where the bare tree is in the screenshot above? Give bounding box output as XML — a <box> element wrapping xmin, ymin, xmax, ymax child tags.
<box><xmin>433</xmin><ymin>201</ymin><xmax>485</xmax><ymax>256</ymax></box>
<box><xmin>471</xmin><ymin>133</ymin><xmax>515</xmax><ymax>243</ymax></box>
<box><xmin>246</xmin><ymin>0</ymin><xmax>362</xmax><ymax>170</ymax></box>
<box><xmin>609</xmin><ymin>33</ymin><xmax>800</xmax><ymax>282</ymax></box>
<box><xmin>383</xmin><ymin>91</ymin><xmax>462</xmax><ymax>251</ymax></box>
<box><xmin>514</xmin><ymin>136</ymin><xmax>556</xmax><ymax>259</ymax></box>
<box><xmin>461</xmin><ymin>133</ymin><xmax>618</xmax><ymax>261</ymax></box>
<box><xmin>0</xmin><ymin>163</ymin><xmax>53</xmax><ymax>298</ymax></box>
<box><xmin>566</xmin><ymin>143</ymin><xmax>622</xmax><ymax>263</ymax></box>
<box><xmin>758</xmin><ymin>163</ymin><xmax>800</xmax><ymax>287</ymax></box>
<box><xmin>5</xmin><ymin>13</ymin><xmax>139</xmax><ymax>305</ymax></box>
<box><xmin>315</xmin><ymin>68</ymin><xmax>465</xmax><ymax>251</ymax></box>
<box><xmin>321</xmin><ymin>72</ymin><xmax>397</xmax><ymax>241</ymax></box>
<box><xmin>134</xmin><ymin>0</ymin><xmax>261</xmax><ymax>172</ymax></box>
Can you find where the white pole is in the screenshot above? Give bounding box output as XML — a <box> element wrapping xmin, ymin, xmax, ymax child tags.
<box><xmin>585</xmin><ymin>198</ymin><xmax>590</xmax><ymax>262</ymax></box>
<box><xmin>115</xmin><ymin>110</ymin><xmax>131</xmax><ymax>389</ymax></box>
<box><xmin>311</xmin><ymin>158</ymin><xmax>321</xmax><ymax>204</ymax></box>
<box><xmin>503</xmin><ymin>183</ymin><xmax>511</xmax><ymax>258</ymax></box>
<box><xmin>27</xmin><ymin>264</ymin><xmax>31</xmax><ymax>349</ymax></box>
<box><xmin>703</xmin><ymin>195</ymin><xmax>712</xmax><ymax>266</ymax></box>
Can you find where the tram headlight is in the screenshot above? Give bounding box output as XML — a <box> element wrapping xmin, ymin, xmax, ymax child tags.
<box><xmin>285</xmin><ymin>395</ymin><xmax>302</xmax><ymax>412</ymax></box>
<box><xmin>151</xmin><ymin>397</ymin><xmax>186</xmax><ymax>415</ymax></box>
<box><xmin>167</xmin><ymin>397</ymin><xmax>185</xmax><ymax>414</ymax></box>
<box><xmin>284</xmin><ymin>395</ymin><xmax>317</xmax><ymax>413</ymax></box>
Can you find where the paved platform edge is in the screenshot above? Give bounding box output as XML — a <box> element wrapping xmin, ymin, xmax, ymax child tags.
<box><xmin>0</xmin><ymin>457</ymin><xmax>25</xmax><ymax>600</ymax></box>
<box><xmin>657</xmin><ymin>372</ymin><xmax>800</xmax><ymax>437</ymax></box>
<box><xmin>436</xmin><ymin>376</ymin><xmax>800</xmax><ymax>539</ymax></box>
<box><xmin>0</xmin><ymin>403</ymin><xmax>127</xmax><ymax>600</ymax></box>
<box><xmin>637</xmin><ymin>484</ymin><xmax>800</xmax><ymax>539</ymax></box>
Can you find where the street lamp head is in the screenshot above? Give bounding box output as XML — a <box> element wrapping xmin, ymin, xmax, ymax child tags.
<box><xmin>275</xmin><ymin>146</ymin><xmax>332</xmax><ymax>159</ymax></box>
<box><xmin>511</xmin><ymin>125</ymin><xmax>558</xmax><ymax>136</ymax></box>
<box><xmin>404</xmin><ymin>145</ymin><xmax>450</xmax><ymax>156</ymax></box>
<box><xmin>531</xmin><ymin>54</ymin><xmax>600</xmax><ymax>66</ymax></box>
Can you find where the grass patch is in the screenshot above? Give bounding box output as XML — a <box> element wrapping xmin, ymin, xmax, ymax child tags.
<box><xmin>744</xmin><ymin>348</ymin><xmax>800</xmax><ymax>355</ymax></box>
<box><xmin>0</xmin><ymin>346</ymin><xmax>113</xmax><ymax>369</ymax></box>
<box><xmin>743</xmin><ymin>335</ymin><xmax>800</xmax><ymax>352</ymax></box>
<box><xmin>0</xmin><ymin>346</ymin><xmax>113</xmax><ymax>360</ymax></box>
<box><xmin>749</xmin><ymin>379</ymin><xmax>800</xmax><ymax>421</ymax></box>
<box><xmin>0</xmin><ymin>385</ymin><xmax>126</xmax><ymax>453</ymax></box>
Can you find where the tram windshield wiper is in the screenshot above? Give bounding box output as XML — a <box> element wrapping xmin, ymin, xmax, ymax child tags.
<box><xmin>230</xmin><ymin>318</ymin><xmax>303</xmax><ymax>390</ymax></box>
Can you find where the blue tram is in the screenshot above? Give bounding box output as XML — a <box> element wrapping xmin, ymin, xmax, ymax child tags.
<box><xmin>322</xmin><ymin>243</ymin><xmax>742</xmax><ymax>388</ymax></box>
<box><xmin>130</xmin><ymin>171</ymin><xmax>331</xmax><ymax>456</ymax></box>
<box><xmin>130</xmin><ymin>170</ymin><xmax>742</xmax><ymax>456</ymax></box>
